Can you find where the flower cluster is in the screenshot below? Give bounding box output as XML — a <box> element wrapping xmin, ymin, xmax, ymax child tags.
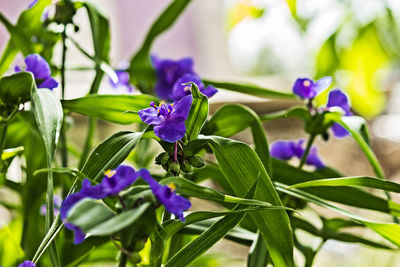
<box><xmin>270</xmin><ymin>139</ymin><xmax>324</xmax><ymax>169</ymax></box>
<box><xmin>15</xmin><ymin>54</ymin><xmax>58</xmax><ymax>90</ymax></box>
<box><xmin>152</xmin><ymin>55</ymin><xmax>217</xmax><ymax>101</ymax></box>
<box><xmin>60</xmin><ymin>165</ymin><xmax>191</xmax><ymax>244</ymax></box>
<box><xmin>292</xmin><ymin>77</ymin><xmax>352</xmax><ymax>138</ymax></box>
<box><xmin>139</xmin><ymin>95</ymin><xmax>192</xmax><ymax>143</ymax></box>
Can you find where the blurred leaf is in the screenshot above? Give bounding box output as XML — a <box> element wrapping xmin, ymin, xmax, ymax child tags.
<box><xmin>286</xmin><ymin>0</ymin><xmax>296</xmax><ymax>16</ymax></box>
<box><xmin>259</xmin><ymin>106</ymin><xmax>310</xmax><ymax>122</ymax></box>
<box><xmin>315</xmin><ymin>33</ymin><xmax>339</xmax><ymax>80</ymax></box>
<box><xmin>0</xmin><ymin>218</ymin><xmax>25</xmax><ymax>266</ymax></box>
<box><xmin>0</xmin><ymin>72</ymin><xmax>34</xmax><ymax>105</ymax></box>
<box><xmin>1</xmin><ymin>146</ymin><xmax>24</xmax><ymax>160</ymax></box>
<box><xmin>0</xmin><ymin>12</ymin><xmax>31</xmax><ymax>55</ymax></box>
<box><xmin>200</xmin><ymin>136</ymin><xmax>293</xmax><ymax>267</ymax></box>
<box><xmin>185</xmin><ymin>83</ymin><xmax>208</xmax><ymax>141</ymax></box>
<box><xmin>203</xmin><ymin>79</ymin><xmax>294</xmax><ymax>99</ymax></box>
<box><xmin>62</xmin><ymin>94</ymin><xmax>157</xmax><ymax>124</ymax></box>
<box><xmin>204</xmin><ymin>104</ymin><xmax>272</xmax><ymax>174</ymax></box>
<box><xmin>291</xmin><ymin>176</ymin><xmax>400</xmax><ymax>193</ymax></box>
<box><xmin>247</xmin><ymin>231</ymin><xmax>268</xmax><ymax>267</ymax></box>
<box><xmin>277</xmin><ymin>183</ymin><xmax>400</xmax><ymax>248</ymax></box>
<box><xmin>67</xmin><ymin>199</ymin><xmax>151</xmax><ymax>236</ymax></box>
<box><xmin>165</xmin><ymin>182</ymin><xmax>257</xmax><ymax>267</ymax></box>
<box><xmin>128</xmin><ymin>0</ymin><xmax>191</xmax><ymax>92</ymax></box>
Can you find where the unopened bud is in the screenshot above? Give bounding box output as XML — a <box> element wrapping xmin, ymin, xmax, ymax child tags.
<box><xmin>169</xmin><ymin>161</ymin><xmax>180</xmax><ymax>176</ymax></box>
<box><xmin>128</xmin><ymin>252</ymin><xmax>141</xmax><ymax>264</ymax></box>
<box><xmin>155</xmin><ymin>152</ymin><xmax>169</xmax><ymax>165</ymax></box>
<box><xmin>188</xmin><ymin>155</ymin><xmax>205</xmax><ymax>168</ymax></box>
<box><xmin>180</xmin><ymin>159</ymin><xmax>193</xmax><ymax>173</ymax></box>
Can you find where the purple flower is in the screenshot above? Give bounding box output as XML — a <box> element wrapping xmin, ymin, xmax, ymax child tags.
<box><xmin>109</xmin><ymin>70</ymin><xmax>134</xmax><ymax>93</ymax></box>
<box><xmin>18</xmin><ymin>261</ymin><xmax>36</xmax><ymax>267</ymax></box>
<box><xmin>151</xmin><ymin>55</ymin><xmax>217</xmax><ymax>101</ymax></box>
<box><xmin>270</xmin><ymin>139</ymin><xmax>324</xmax><ymax>169</ymax></box>
<box><xmin>15</xmin><ymin>54</ymin><xmax>58</xmax><ymax>90</ymax></box>
<box><xmin>293</xmin><ymin>77</ymin><xmax>332</xmax><ymax>99</ymax></box>
<box><xmin>28</xmin><ymin>0</ymin><xmax>38</xmax><ymax>8</ymax></box>
<box><xmin>100</xmin><ymin>165</ymin><xmax>137</xmax><ymax>196</ymax></box>
<box><xmin>40</xmin><ymin>195</ymin><xmax>63</xmax><ymax>216</ymax></box>
<box><xmin>139</xmin><ymin>95</ymin><xmax>193</xmax><ymax>143</ymax></box>
<box><xmin>138</xmin><ymin>169</ymin><xmax>191</xmax><ymax>221</ymax></box>
<box><xmin>326</xmin><ymin>89</ymin><xmax>352</xmax><ymax>138</ymax></box>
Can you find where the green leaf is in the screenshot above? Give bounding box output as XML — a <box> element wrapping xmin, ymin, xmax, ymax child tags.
<box><xmin>165</xmin><ymin>181</ymin><xmax>257</xmax><ymax>267</ymax></box>
<box><xmin>259</xmin><ymin>106</ymin><xmax>310</xmax><ymax>122</ymax></box>
<box><xmin>247</xmin><ymin>232</ymin><xmax>269</xmax><ymax>267</ymax></box>
<box><xmin>204</xmin><ymin>104</ymin><xmax>271</xmax><ymax>175</ymax></box>
<box><xmin>81</xmin><ymin>130</ymin><xmax>145</xmax><ymax>182</ymax></box>
<box><xmin>67</xmin><ymin>199</ymin><xmax>151</xmax><ymax>236</ymax></box>
<box><xmin>277</xmin><ymin>183</ymin><xmax>400</xmax><ymax>248</ymax></box>
<box><xmin>0</xmin><ymin>72</ymin><xmax>34</xmax><ymax>105</ymax></box>
<box><xmin>128</xmin><ymin>0</ymin><xmax>192</xmax><ymax>91</ymax></box>
<box><xmin>1</xmin><ymin>146</ymin><xmax>24</xmax><ymax>160</ymax></box>
<box><xmin>62</xmin><ymin>94</ymin><xmax>157</xmax><ymax>124</ymax></box>
<box><xmin>185</xmin><ymin>83</ymin><xmax>208</xmax><ymax>141</ymax></box>
<box><xmin>200</xmin><ymin>135</ymin><xmax>293</xmax><ymax>267</ymax></box>
<box><xmin>291</xmin><ymin>176</ymin><xmax>400</xmax><ymax>193</ymax></box>
<box><xmin>286</xmin><ymin>0</ymin><xmax>296</xmax><ymax>16</ymax></box>
<box><xmin>203</xmin><ymin>79</ymin><xmax>294</xmax><ymax>99</ymax></box>
<box><xmin>0</xmin><ymin>12</ymin><xmax>31</xmax><ymax>55</ymax></box>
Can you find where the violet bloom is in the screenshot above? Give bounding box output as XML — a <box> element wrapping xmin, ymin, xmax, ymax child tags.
<box><xmin>15</xmin><ymin>54</ymin><xmax>58</xmax><ymax>90</ymax></box>
<box><xmin>172</xmin><ymin>73</ymin><xmax>217</xmax><ymax>101</ymax></box>
<box><xmin>109</xmin><ymin>70</ymin><xmax>134</xmax><ymax>93</ymax></box>
<box><xmin>270</xmin><ymin>139</ymin><xmax>324</xmax><ymax>169</ymax></box>
<box><xmin>151</xmin><ymin>55</ymin><xmax>217</xmax><ymax>101</ymax></box>
<box><xmin>100</xmin><ymin>165</ymin><xmax>137</xmax><ymax>196</ymax></box>
<box><xmin>40</xmin><ymin>195</ymin><xmax>63</xmax><ymax>216</ymax></box>
<box><xmin>139</xmin><ymin>95</ymin><xmax>193</xmax><ymax>143</ymax></box>
<box><xmin>326</xmin><ymin>89</ymin><xmax>352</xmax><ymax>138</ymax></box>
<box><xmin>138</xmin><ymin>169</ymin><xmax>191</xmax><ymax>221</ymax></box>
<box><xmin>18</xmin><ymin>261</ymin><xmax>36</xmax><ymax>267</ymax></box>
<box><xmin>293</xmin><ymin>77</ymin><xmax>332</xmax><ymax>99</ymax></box>
<box><xmin>28</xmin><ymin>0</ymin><xmax>38</xmax><ymax>8</ymax></box>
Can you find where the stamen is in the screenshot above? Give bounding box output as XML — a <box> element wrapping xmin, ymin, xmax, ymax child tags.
<box><xmin>104</xmin><ymin>169</ymin><xmax>116</xmax><ymax>178</ymax></box>
<box><xmin>303</xmin><ymin>80</ymin><xmax>311</xmax><ymax>87</ymax></box>
<box><xmin>167</xmin><ymin>183</ymin><xmax>176</xmax><ymax>191</ymax></box>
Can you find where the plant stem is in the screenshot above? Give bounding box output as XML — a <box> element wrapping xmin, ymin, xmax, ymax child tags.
<box><xmin>174</xmin><ymin>141</ymin><xmax>178</xmax><ymax>162</ymax></box>
<box><xmin>0</xmin><ymin>124</ymin><xmax>8</xmax><ymax>171</ymax></box>
<box><xmin>60</xmin><ymin>28</ymin><xmax>68</xmax><ymax>168</ymax></box>
<box><xmin>118</xmin><ymin>253</ymin><xmax>127</xmax><ymax>267</ymax></box>
<box><xmin>298</xmin><ymin>134</ymin><xmax>316</xmax><ymax>169</ymax></box>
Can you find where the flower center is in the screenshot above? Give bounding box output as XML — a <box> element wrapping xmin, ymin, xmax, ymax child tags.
<box><xmin>151</xmin><ymin>101</ymin><xmax>174</xmax><ymax>117</ymax></box>
<box><xmin>104</xmin><ymin>169</ymin><xmax>116</xmax><ymax>178</ymax></box>
<box><xmin>303</xmin><ymin>80</ymin><xmax>311</xmax><ymax>87</ymax></box>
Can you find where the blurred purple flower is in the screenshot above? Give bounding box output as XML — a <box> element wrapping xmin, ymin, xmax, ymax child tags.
<box><xmin>18</xmin><ymin>261</ymin><xmax>36</xmax><ymax>267</ymax></box>
<box><xmin>15</xmin><ymin>54</ymin><xmax>58</xmax><ymax>90</ymax></box>
<box><xmin>109</xmin><ymin>70</ymin><xmax>134</xmax><ymax>93</ymax></box>
<box><xmin>151</xmin><ymin>55</ymin><xmax>217</xmax><ymax>101</ymax></box>
<box><xmin>139</xmin><ymin>95</ymin><xmax>192</xmax><ymax>143</ymax></box>
<box><xmin>40</xmin><ymin>195</ymin><xmax>63</xmax><ymax>216</ymax></box>
<box><xmin>292</xmin><ymin>77</ymin><xmax>332</xmax><ymax>99</ymax></box>
<box><xmin>28</xmin><ymin>0</ymin><xmax>38</xmax><ymax>8</ymax></box>
<box><xmin>60</xmin><ymin>165</ymin><xmax>191</xmax><ymax>244</ymax></box>
<box><xmin>270</xmin><ymin>139</ymin><xmax>324</xmax><ymax>169</ymax></box>
<box><xmin>138</xmin><ymin>168</ymin><xmax>191</xmax><ymax>221</ymax></box>
<box><xmin>326</xmin><ymin>89</ymin><xmax>352</xmax><ymax>138</ymax></box>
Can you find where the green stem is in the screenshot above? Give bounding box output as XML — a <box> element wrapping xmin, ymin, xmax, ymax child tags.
<box><xmin>60</xmin><ymin>28</ymin><xmax>68</xmax><ymax>168</ymax></box>
<box><xmin>78</xmin><ymin>118</ymin><xmax>96</xmax><ymax>169</ymax></box>
<box><xmin>0</xmin><ymin>124</ymin><xmax>8</xmax><ymax>171</ymax></box>
<box><xmin>298</xmin><ymin>134</ymin><xmax>316</xmax><ymax>169</ymax></box>
<box><xmin>118</xmin><ymin>253</ymin><xmax>127</xmax><ymax>267</ymax></box>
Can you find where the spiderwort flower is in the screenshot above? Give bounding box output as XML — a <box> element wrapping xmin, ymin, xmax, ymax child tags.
<box><xmin>139</xmin><ymin>95</ymin><xmax>193</xmax><ymax>143</ymax></box>
<box><xmin>151</xmin><ymin>55</ymin><xmax>217</xmax><ymax>101</ymax></box>
<box><xmin>18</xmin><ymin>261</ymin><xmax>36</xmax><ymax>267</ymax></box>
<box><xmin>15</xmin><ymin>54</ymin><xmax>58</xmax><ymax>90</ymax></box>
<box><xmin>326</xmin><ymin>89</ymin><xmax>352</xmax><ymax>138</ymax></box>
<box><xmin>270</xmin><ymin>139</ymin><xmax>324</xmax><ymax>169</ymax></box>
<box><xmin>138</xmin><ymin>169</ymin><xmax>192</xmax><ymax>222</ymax></box>
<box><xmin>293</xmin><ymin>77</ymin><xmax>332</xmax><ymax>99</ymax></box>
<box><xmin>109</xmin><ymin>70</ymin><xmax>134</xmax><ymax>93</ymax></box>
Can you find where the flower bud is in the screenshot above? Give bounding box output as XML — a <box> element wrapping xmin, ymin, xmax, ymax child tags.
<box><xmin>127</xmin><ymin>252</ymin><xmax>141</xmax><ymax>264</ymax></box>
<box><xmin>180</xmin><ymin>159</ymin><xmax>193</xmax><ymax>173</ymax></box>
<box><xmin>169</xmin><ymin>161</ymin><xmax>180</xmax><ymax>176</ymax></box>
<box><xmin>188</xmin><ymin>155</ymin><xmax>205</xmax><ymax>168</ymax></box>
<box><xmin>155</xmin><ymin>152</ymin><xmax>169</xmax><ymax>165</ymax></box>
<box><xmin>134</xmin><ymin>237</ymin><xmax>148</xmax><ymax>251</ymax></box>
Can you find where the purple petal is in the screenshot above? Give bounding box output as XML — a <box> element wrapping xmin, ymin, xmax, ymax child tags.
<box><xmin>291</xmin><ymin>139</ymin><xmax>305</xmax><ymax>158</ymax></box>
<box><xmin>293</xmin><ymin>78</ymin><xmax>315</xmax><ymax>99</ymax></box>
<box><xmin>331</xmin><ymin>123</ymin><xmax>349</xmax><ymax>138</ymax></box>
<box><xmin>18</xmin><ymin>260</ymin><xmax>36</xmax><ymax>267</ymax></box>
<box><xmin>170</xmin><ymin>95</ymin><xmax>193</xmax><ymax>122</ymax></box>
<box><xmin>139</xmin><ymin>107</ymin><xmax>164</xmax><ymax>126</ymax></box>
<box><xmin>14</xmin><ymin>65</ymin><xmax>21</xmax><ymax>72</ymax></box>
<box><xmin>109</xmin><ymin>70</ymin><xmax>133</xmax><ymax>93</ymax></box>
<box><xmin>25</xmin><ymin>54</ymin><xmax>51</xmax><ymax>80</ymax></box>
<box><xmin>313</xmin><ymin>76</ymin><xmax>332</xmax><ymax>95</ymax></box>
<box><xmin>64</xmin><ymin>222</ymin><xmax>86</xmax><ymax>244</ymax></box>
<box><xmin>100</xmin><ymin>165</ymin><xmax>137</xmax><ymax>196</ymax></box>
<box><xmin>28</xmin><ymin>0</ymin><xmax>38</xmax><ymax>8</ymax></box>
<box><xmin>270</xmin><ymin>141</ymin><xmax>295</xmax><ymax>160</ymax></box>
<box><xmin>172</xmin><ymin>73</ymin><xmax>203</xmax><ymax>101</ymax></box>
<box><xmin>201</xmin><ymin>85</ymin><xmax>218</xmax><ymax>98</ymax></box>
<box><xmin>38</xmin><ymin>77</ymin><xmax>58</xmax><ymax>90</ymax></box>
<box><xmin>327</xmin><ymin>89</ymin><xmax>352</xmax><ymax>115</ymax></box>
<box><xmin>154</xmin><ymin>120</ymin><xmax>186</xmax><ymax>143</ymax></box>
<box><xmin>305</xmin><ymin>147</ymin><xmax>325</xmax><ymax>169</ymax></box>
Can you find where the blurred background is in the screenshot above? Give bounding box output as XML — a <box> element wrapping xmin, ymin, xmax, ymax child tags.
<box><xmin>2</xmin><ymin>0</ymin><xmax>400</xmax><ymax>266</ymax></box>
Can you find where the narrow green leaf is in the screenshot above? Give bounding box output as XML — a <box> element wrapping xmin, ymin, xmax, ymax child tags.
<box><xmin>247</xmin><ymin>231</ymin><xmax>269</xmax><ymax>267</ymax></box>
<box><xmin>128</xmin><ymin>0</ymin><xmax>191</xmax><ymax>91</ymax></box>
<box><xmin>291</xmin><ymin>176</ymin><xmax>400</xmax><ymax>193</ymax></box>
<box><xmin>277</xmin><ymin>183</ymin><xmax>400</xmax><ymax>247</ymax></box>
<box><xmin>200</xmin><ymin>136</ymin><xmax>293</xmax><ymax>267</ymax></box>
<box><xmin>203</xmin><ymin>79</ymin><xmax>294</xmax><ymax>99</ymax></box>
<box><xmin>62</xmin><ymin>94</ymin><xmax>157</xmax><ymax>124</ymax></box>
<box><xmin>81</xmin><ymin>130</ymin><xmax>144</xmax><ymax>182</ymax></box>
<box><xmin>0</xmin><ymin>12</ymin><xmax>31</xmax><ymax>55</ymax></box>
<box><xmin>0</xmin><ymin>72</ymin><xmax>34</xmax><ymax>104</ymax></box>
<box><xmin>185</xmin><ymin>83</ymin><xmax>208</xmax><ymax>141</ymax></box>
<box><xmin>259</xmin><ymin>106</ymin><xmax>310</xmax><ymax>122</ymax></box>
